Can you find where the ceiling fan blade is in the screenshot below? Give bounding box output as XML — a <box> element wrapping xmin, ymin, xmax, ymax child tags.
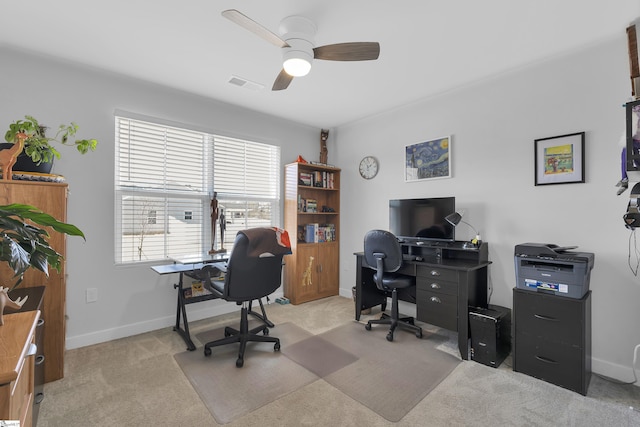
<box><xmin>272</xmin><ymin>69</ymin><xmax>294</xmax><ymax>91</ymax></box>
<box><xmin>222</xmin><ymin>9</ymin><xmax>289</xmax><ymax>48</ymax></box>
<box><xmin>313</xmin><ymin>42</ymin><xmax>380</xmax><ymax>61</ymax></box>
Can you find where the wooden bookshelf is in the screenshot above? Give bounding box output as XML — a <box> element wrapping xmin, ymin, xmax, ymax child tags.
<box><xmin>283</xmin><ymin>162</ymin><xmax>340</xmax><ymax>304</ymax></box>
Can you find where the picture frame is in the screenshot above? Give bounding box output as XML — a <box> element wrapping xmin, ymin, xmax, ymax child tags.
<box><xmin>534</xmin><ymin>132</ymin><xmax>585</xmax><ymax>186</ymax></box>
<box><xmin>405</xmin><ymin>135</ymin><xmax>451</xmax><ymax>182</ymax></box>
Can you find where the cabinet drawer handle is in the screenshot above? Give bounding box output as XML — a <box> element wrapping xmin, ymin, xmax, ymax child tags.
<box><xmin>535</xmin><ymin>355</ymin><xmax>559</xmax><ymax>364</ymax></box>
<box><xmin>430</xmin><ymin>270</ymin><xmax>441</xmax><ymax>276</ymax></box>
<box><xmin>430</xmin><ymin>296</ymin><xmax>441</xmax><ymax>304</ymax></box>
<box><xmin>430</xmin><ymin>283</ymin><xmax>441</xmax><ymax>289</ymax></box>
<box><xmin>534</xmin><ymin>314</ymin><xmax>559</xmax><ymax>322</ymax></box>
<box><xmin>35</xmin><ymin>355</ymin><xmax>45</xmax><ymax>365</ymax></box>
<box><xmin>27</xmin><ymin>343</ymin><xmax>37</xmax><ymax>357</ymax></box>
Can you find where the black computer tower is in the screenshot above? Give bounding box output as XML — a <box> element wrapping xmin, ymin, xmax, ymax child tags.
<box><xmin>469</xmin><ymin>305</ymin><xmax>511</xmax><ymax>368</ymax></box>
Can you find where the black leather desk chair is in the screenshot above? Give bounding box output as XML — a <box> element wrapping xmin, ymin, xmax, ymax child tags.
<box><xmin>363</xmin><ymin>229</ymin><xmax>423</xmax><ymax>341</ymax></box>
<box><xmin>201</xmin><ymin>227</ymin><xmax>291</xmax><ymax>367</ymax></box>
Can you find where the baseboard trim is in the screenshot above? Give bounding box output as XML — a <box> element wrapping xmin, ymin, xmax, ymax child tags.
<box><xmin>66</xmin><ymin>291</ymin><xmax>284</xmax><ymax>350</ymax></box>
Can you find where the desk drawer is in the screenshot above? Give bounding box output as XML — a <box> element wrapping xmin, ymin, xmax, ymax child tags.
<box><xmin>417</xmin><ymin>277</ymin><xmax>457</xmax><ymax>296</ymax></box>
<box><xmin>417</xmin><ymin>289</ymin><xmax>457</xmax><ymax>331</ymax></box>
<box><xmin>416</xmin><ymin>265</ymin><xmax>458</xmax><ymax>281</ymax></box>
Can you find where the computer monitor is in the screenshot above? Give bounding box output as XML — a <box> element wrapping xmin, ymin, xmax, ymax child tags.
<box><xmin>389</xmin><ymin>197</ymin><xmax>456</xmax><ymax>243</ymax></box>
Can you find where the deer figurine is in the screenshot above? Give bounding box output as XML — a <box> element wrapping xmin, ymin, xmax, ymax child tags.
<box><xmin>0</xmin><ymin>132</ymin><xmax>27</xmax><ymax>180</ymax></box>
<box><xmin>0</xmin><ymin>287</ymin><xmax>28</xmax><ymax>325</ymax></box>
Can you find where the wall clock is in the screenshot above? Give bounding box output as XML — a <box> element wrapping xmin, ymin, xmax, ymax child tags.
<box><xmin>359</xmin><ymin>156</ymin><xmax>379</xmax><ymax>179</ymax></box>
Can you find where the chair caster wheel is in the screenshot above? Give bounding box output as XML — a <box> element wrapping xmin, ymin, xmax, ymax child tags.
<box><xmin>236</xmin><ymin>358</ymin><xmax>244</xmax><ymax>368</ymax></box>
<box><xmin>204</xmin><ymin>347</ymin><xmax>212</xmax><ymax>356</ymax></box>
<box><xmin>365</xmin><ymin>323</ymin><xmax>372</xmax><ymax>331</ymax></box>
<box><xmin>386</xmin><ymin>333</ymin><xmax>394</xmax><ymax>342</ymax></box>
<box><xmin>274</xmin><ymin>342</ymin><xmax>280</xmax><ymax>351</ymax></box>
<box><xmin>263</xmin><ymin>328</ymin><xmax>269</xmax><ymax>335</ymax></box>
<box><xmin>416</xmin><ymin>330</ymin><xmax>423</xmax><ymax>339</ymax></box>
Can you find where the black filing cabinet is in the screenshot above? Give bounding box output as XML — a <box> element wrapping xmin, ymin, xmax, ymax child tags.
<box><xmin>8</xmin><ymin>286</ymin><xmax>46</xmax><ymax>425</ymax></box>
<box><xmin>513</xmin><ymin>288</ymin><xmax>591</xmax><ymax>395</ymax></box>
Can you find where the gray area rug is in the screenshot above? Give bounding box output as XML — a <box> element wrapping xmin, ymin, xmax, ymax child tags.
<box><xmin>174</xmin><ymin>321</ymin><xmax>460</xmax><ymax>424</ymax></box>
<box><xmin>316</xmin><ymin>322</ymin><xmax>461</xmax><ymax>422</ymax></box>
<box><xmin>174</xmin><ymin>322</ymin><xmax>317</xmax><ymax>424</ymax></box>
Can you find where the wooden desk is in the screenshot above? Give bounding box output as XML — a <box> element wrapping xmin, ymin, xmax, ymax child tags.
<box><xmin>0</xmin><ymin>310</ymin><xmax>40</xmax><ymax>427</ymax></box>
<box><xmin>354</xmin><ymin>241</ymin><xmax>491</xmax><ymax>360</ymax></box>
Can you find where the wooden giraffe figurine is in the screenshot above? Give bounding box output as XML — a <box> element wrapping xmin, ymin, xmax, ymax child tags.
<box><xmin>301</xmin><ymin>256</ymin><xmax>314</xmax><ymax>286</ymax></box>
<box><xmin>0</xmin><ymin>133</ymin><xmax>27</xmax><ymax>180</ymax></box>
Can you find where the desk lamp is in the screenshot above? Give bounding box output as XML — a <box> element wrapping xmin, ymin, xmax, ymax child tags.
<box><xmin>445</xmin><ymin>211</ymin><xmax>482</xmax><ymax>248</ymax></box>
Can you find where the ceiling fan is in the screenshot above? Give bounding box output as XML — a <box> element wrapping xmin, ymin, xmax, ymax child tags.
<box><xmin>221</xmin><ymin>9</ymin><xmax>380</xmax><ymax>91</ymax></box>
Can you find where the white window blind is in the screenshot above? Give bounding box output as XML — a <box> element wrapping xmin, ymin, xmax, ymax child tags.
<box><xmin>115</xmin><ymin>116</ymin><xmax>280</xmax><ymax>264</ymax></box>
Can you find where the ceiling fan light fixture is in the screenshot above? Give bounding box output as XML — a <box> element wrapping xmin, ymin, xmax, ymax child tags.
<box><xmin>283</xmin><ymin>49</ymin><xmax>312</xmax><ymax>76</ymax></box>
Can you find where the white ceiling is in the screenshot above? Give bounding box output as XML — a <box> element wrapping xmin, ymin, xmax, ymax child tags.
<box><xmin>1</xmin><ymin>1</ymin><xmax>639</xmax><ymax>128</ymax></box>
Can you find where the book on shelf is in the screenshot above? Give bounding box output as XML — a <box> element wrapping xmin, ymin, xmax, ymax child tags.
<box><xmin>306</xmin><ymin>198</ymin><xmax>317</xmax><ymax>213</ymax></box>
<box><xmin>299</xmin><ymin>172</ymin><xmax>313</xmax><ymax>186</ymax></box>
<box><xmin>298</xmin><ymin>197</ymin><xmax>317</xmax><ymax>212</ymax></box>
<box><xmin>309</xmin><ymin>161</ymin><xmax>336</xmax><ymax>167</ymax></box>
<box><xmin>304</xmin><ymin>223</ymin><xmax>336</xmax><ymax>243</ymax></box>
<box><xmin>305</xmin><ymin>223</ymin><xmax>318</xmax><ymax>243</ymax></box>
<box><xmin>299</xmin><ymin>170</ymin><xmax>335</xmax><ymax>189</ymax></box>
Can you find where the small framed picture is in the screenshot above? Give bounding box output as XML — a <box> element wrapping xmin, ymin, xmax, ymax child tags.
<box><xmin>405</xmin><ymin>135</ymin><xmax>451</xmax><ymax>182</ymax></box>
<box><xmin>534</xmin><ymin>132</ymin><xmax>585</xmax><ymax>186</ymax></box>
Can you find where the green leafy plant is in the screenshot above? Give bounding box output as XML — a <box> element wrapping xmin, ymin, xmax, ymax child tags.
<box><xmin>0</xmin><ymin>203</ymin><xmax>85</xmax><ymax>290</ymax></box>
<box><xmin>4</xmin><ymin>115</ymin><xmax>98</xmax><ymax>165</ymax></box>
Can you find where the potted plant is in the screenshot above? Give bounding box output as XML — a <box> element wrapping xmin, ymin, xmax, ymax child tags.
<box><xmin>0</xmin><ymin>203</ymin><xmax>85</xmax><ymax>324</ymax></box>
<box><xmin>3</xmin><ymin>115</ymin><xmax>98</xmax><ymax>173</ymax></box>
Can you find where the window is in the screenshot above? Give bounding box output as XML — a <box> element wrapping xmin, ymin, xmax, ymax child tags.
<box><xmin>115</xmin><ymin>115</ymin><xmax>281</xmax><ymax>264</ymax></box>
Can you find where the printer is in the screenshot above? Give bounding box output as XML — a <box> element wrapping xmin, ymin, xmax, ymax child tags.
<box><xmin>514</xmin><ymin>243</ymin><xmax>594</xmax><ymax>299</ymax></box>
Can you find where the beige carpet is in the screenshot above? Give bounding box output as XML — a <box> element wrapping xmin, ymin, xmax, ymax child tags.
<box><xmin>175</xmin><ymin>320</ymin><xmax>460</xmax><ymax>424</ymax></box>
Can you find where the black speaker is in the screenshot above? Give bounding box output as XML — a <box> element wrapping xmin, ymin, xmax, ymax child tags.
<box><xmin>469</xmin><ymin>305</ymin><xmax>511</xmax><ymax>368</ymax></box>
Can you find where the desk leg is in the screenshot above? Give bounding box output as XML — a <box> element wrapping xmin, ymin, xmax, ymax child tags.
<box><xmin>457</xmin><ymin>319</ymin><xmax>469</xmax><ymax>360</ymax></box>
<box><xmin>173</xmin><ymin>273</ymin><xmax>197</xmax><ymax>351</ymax></box>
<box><xmin>355</xmin><ymin>255</ymin><xmax>388</xmax><ymax>321</ymax></box>
<box><xmin>457</xmin><ymin>270</ymin><xmax>474</xmax><ymax>361</ymax></box>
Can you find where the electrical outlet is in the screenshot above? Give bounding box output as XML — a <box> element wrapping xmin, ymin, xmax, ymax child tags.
<box><xmin>86</xmin><ymin>288</ymin><xmax>98</xmax><ymax>303</ymax></box>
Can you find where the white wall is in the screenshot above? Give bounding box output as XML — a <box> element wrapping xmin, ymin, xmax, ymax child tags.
<box><xmin>0</xmin><ymin>46</ymin><xmax>326</xmax><ymax>349</ymax></box>
<box><xmin>334</xmin><ymin>35</ymin><xmax>639</xmax><ymax>383</ymax></box>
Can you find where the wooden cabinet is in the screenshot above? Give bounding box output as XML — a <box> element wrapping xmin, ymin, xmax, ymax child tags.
<box><xmin>8</xmin><ymin>287</ymin><xmax>46</xmax><ymax>425</ymax></box>
<box><xmin>513</xmin><ymin>288</ymin><xmax>591</xmax><ymax>395</ymax></box>
<box><xmin>283</xmin><ymin>162</ymin><xmax>340</xmax><ymax>304</ymax></box>
<box><xmin>0</xmin><ymin>181</ymin><xmax>68</xmax><ymax>383</ymax></box>
<box><xmin>0</xmin><ymin>310</ymin><xmax>40</xmax><ymax>427</ymax></box>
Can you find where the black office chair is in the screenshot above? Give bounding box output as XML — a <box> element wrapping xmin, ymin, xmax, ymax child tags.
<box><xmin>363</xmin><ymin>229</ymin><xmax>423</xmax><ymax>341</ymax></box>
<box><xmin>201</xmin><ymin>227</ymin><xmax>291</xmax><ymax>367</ymax></box>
